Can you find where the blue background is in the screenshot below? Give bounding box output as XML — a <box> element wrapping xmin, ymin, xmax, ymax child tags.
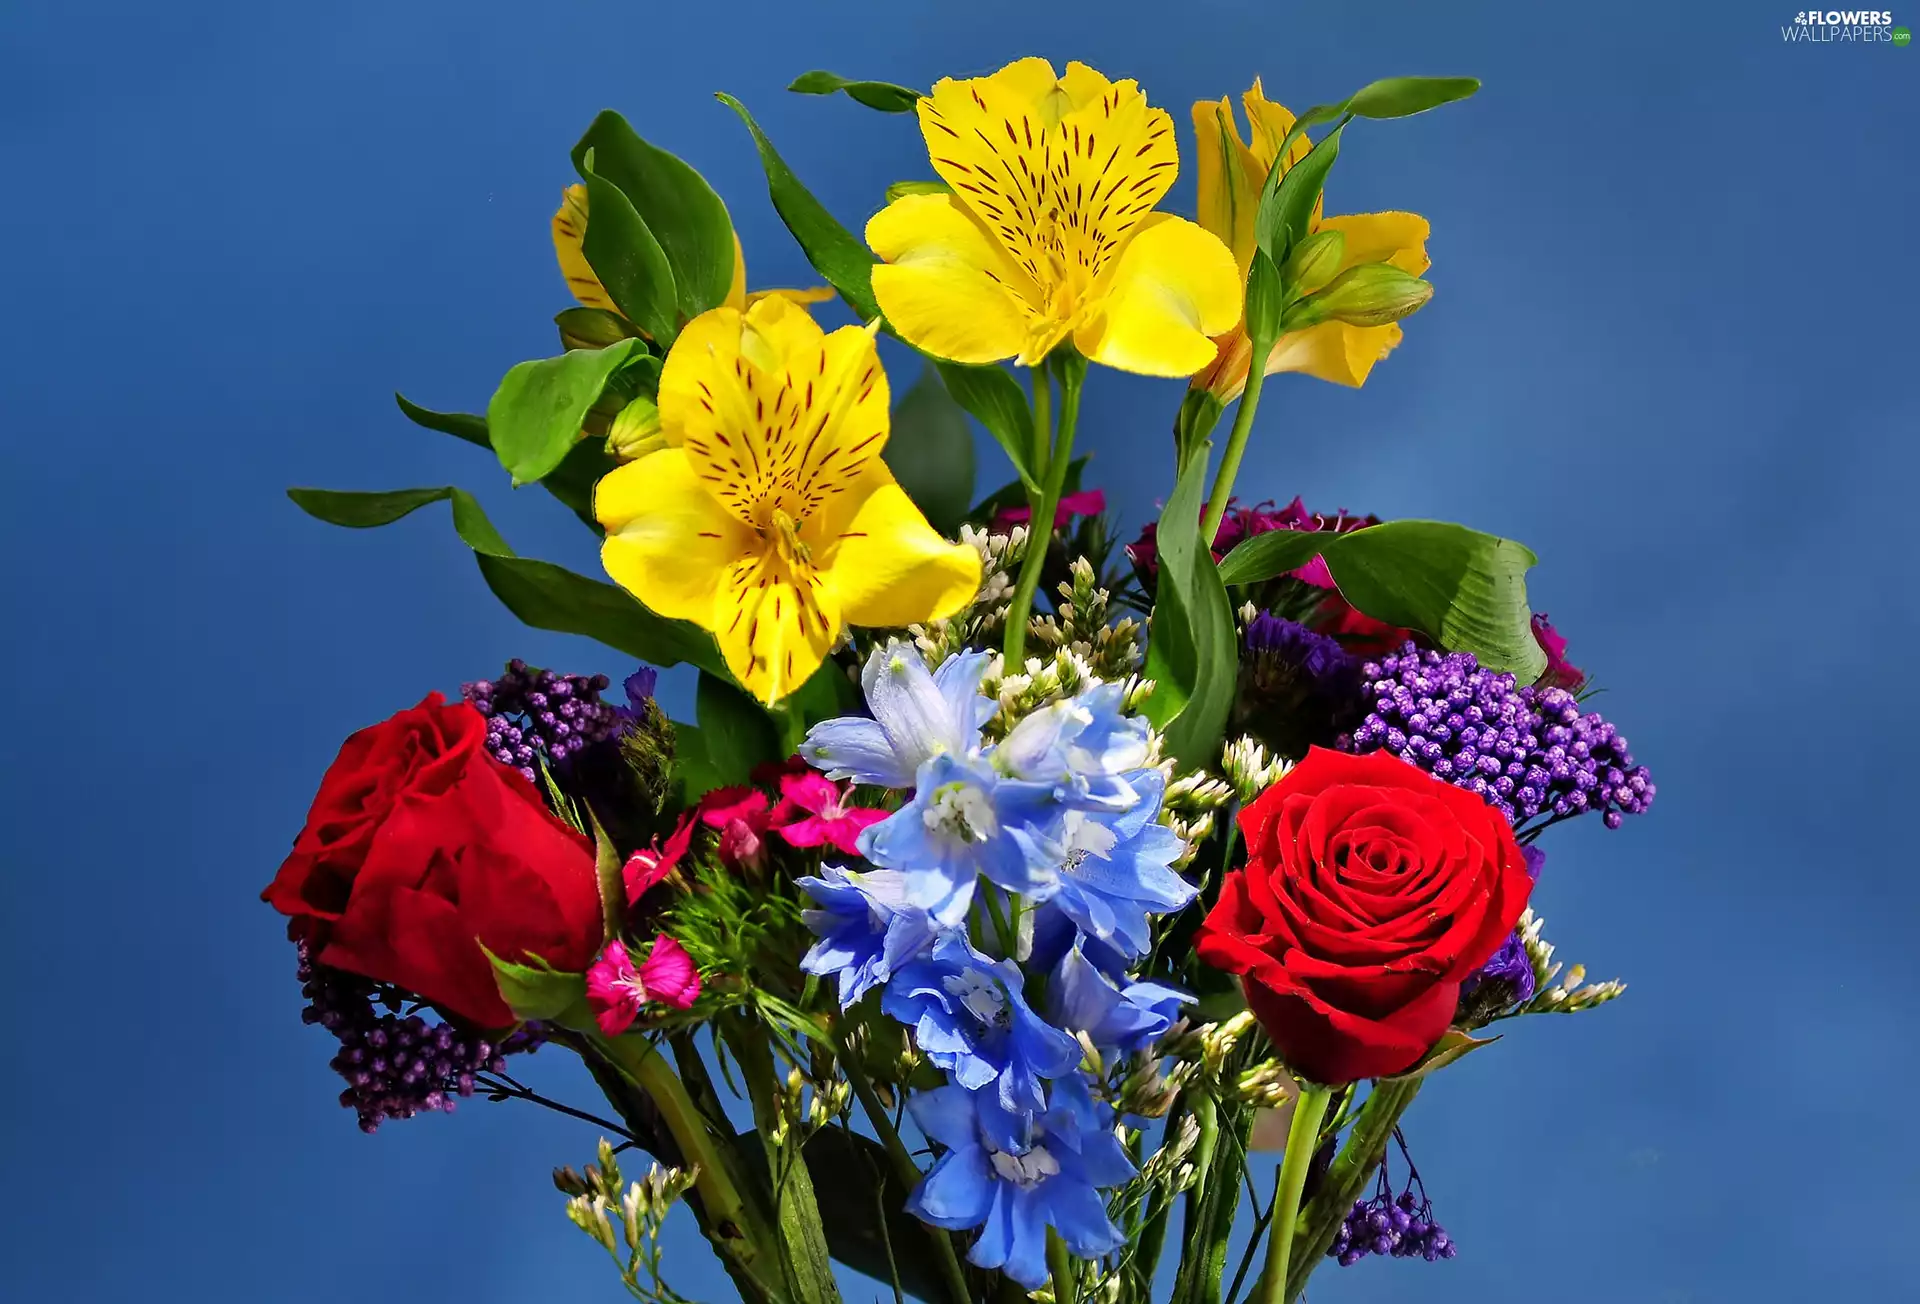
<box><xmin>3</xmin><ymin>1</ymin><xmax>1914</xmax><ymax>1300</ymax></box>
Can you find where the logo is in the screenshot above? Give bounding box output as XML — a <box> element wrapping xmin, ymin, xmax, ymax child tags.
<box><xmin>1783</xmin><ymin>9</ymin><xmax>1905</xmax><ymax>40</ymax></box>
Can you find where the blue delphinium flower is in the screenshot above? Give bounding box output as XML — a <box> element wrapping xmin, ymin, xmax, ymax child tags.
<box><xmin>1010</xmin><ymin>768</ymin><xmax>1195</xmax><ymax>958</ymax></box>
<box><xmin>1048</xmin><ymin>941</ymin><xmax>1191</xmax><ymax>1058</ymax></box>
<box><xmin>796</xmin><ymin>866</ymin><xmax>945</xmax><ymax>1008</ymax></box>
<box><xmin>860</xmin><ymin>753</ymin><xmax>1057</xmax><ymax>923</ymax></box>
<box><xmin>906</xmin><ymin>1075</ymin><xmax>1134</xmax><ymax>1289</ymax></box>
<box><xmin>883</xmin><ymin>935</ymin><xmax>1080</xmax><ymax>1135</ymax></box>
<box><xmin>994</xmin><ymin>682</ymin><xmax>1152</xmax><ymax>811</ymax></box>
<box><xmin>801</xmin><ymin>642</ymin><xmax>996</xmax><ymax>788</ymax></box>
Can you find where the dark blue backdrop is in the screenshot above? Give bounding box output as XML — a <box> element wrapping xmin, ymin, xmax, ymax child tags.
<box><xmin>3</xmin><ymin>2</ymin><xmax>1914</xmax><ymax>1300</ymax></box>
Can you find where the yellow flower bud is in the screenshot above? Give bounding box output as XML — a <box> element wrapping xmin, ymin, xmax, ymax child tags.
<box><xmin>605</xmin><ymin>395</ymin><xmax>664</xmax><ymax>461</ymax></box>
<box><xmin>1302</xmin><ymin>263</ymin><xmax>1433</xmax><ymax>328</ymax></box>
<box><xmin>1281</xmin><ymin>229</ymin><xmax>1346</xmax><ymax>295</ymax></box>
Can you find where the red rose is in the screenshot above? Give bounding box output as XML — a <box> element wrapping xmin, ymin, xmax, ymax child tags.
<box><xmin>263</xmin><ymin>694</ymin><xmax>602</xmax><ymax>1026</ymax></box>
<box><xmin>1196</xmin><ymin>748</ymin><xmax>1533</xmax><ymax>1083</ymax></box>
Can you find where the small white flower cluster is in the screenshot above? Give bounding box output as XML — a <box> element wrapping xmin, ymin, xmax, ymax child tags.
<box><xmin>1221</xmin><ymin>735</ymin><xmax>1293</xmax><ymax>804</ymax></box>
<box><xmin>1515</xmin><ymin>908</ymin><xmax>1628</xmax><ymax>1015</ymax></box>
<box><xmin>1031</xmin><ymin>556</ymin><xmax>1144</xmax><ymax>680</ymax></box>
<box><xmin>561</xmin><ymin>1139</ymin><xmax>698</xmax><ymax>1304</ymax></box>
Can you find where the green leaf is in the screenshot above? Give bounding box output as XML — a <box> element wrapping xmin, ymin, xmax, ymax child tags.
<box><xmin>588</xmin><ymin>813</ymin><xmax>625</xmax><ymax>940</ymax></box>
<box><xmin>1174</xmin><ymin>390</ymin><xmax>1225</xmax><ymax>476</ymax></box>
<box><xmin>1216</xmin><ymin>519</ymin><xmax>1546</xmax><ymax>679</ymax></box>
<box><xmin>576</xmin><ymin>160</ymin><xmax>679</xmax><ymax>343</ymax></box>
<box><xmin>1347</xmin><ymin>76</ymin><xmax>1481</xmax><ymax>120</ymax></box>
<box><xmin>1256</xmin><ymin>122</ymin><xmax>1343</xmax><ymax>262</ymax></box>
<box><xmin>537</xmin><ymin>436</ymin><xmax>619</xmax><ymax>530</ymax></box>
<box><xmin>695</xmin><ymin>670</ymin><xmax>783</xmax><ymax>785</ymax></box>
<box><xmin>1244</xmin><ymin>247</ymin><xmax>1285</xmax><ymax>343</ymax></box>
<box><xmin>787</xmin><ymin>70</ymin><xmax>922</xmax><ymax>112</ymax></box>
<box><xmin>1142</xmin><ymin>445</ymin><xmax>1238</xmax><ymax>769</ymax></box>
<box><xmin>1384</xmin><ymin>1027</ymin><xmax>1500</xmax><ymax>1081</ymax></box>
<box><xmin>717</xmin><ymin>93</ymin><xmax>881</xmax><ymax>320</ymax></box>
<box><xmin>884</xmin><ymin>365</ymin><xmax>976</xmax><ymax>534</ymax></box>
<box><xmin>289</xmin><ymin>484</ymin><xmax>723</xmax><ymax>672</ymax></box>
<box><xmin>287</xmin><ymin>485</ymin><xmax>513</xmax><ymax>557</ymax></box>
<box><xmin>394</xmin><ymin>394</ymin><xmax>489</xmax><ymax>448</ymax></box>
<box><xmin>669</xmin><ymin>722</ymin><xmax>729</xmax><ymax>803</ymax></box>
<box><xmin>485</xmin><ymin>337</ymin><xmax>645</xmax><ymax>486</ymax></box>
<box><xmin>934</xmin><ymin>361</ymin><xmax>1037</xmax><ymax>494</ymax></box>
<box><xmin>476</xmin><ymin>553</ymin><xmax>726</xmax><ymax>674</ymax></box>
<box><xmin>483</xmin><ymin>947</ymin><xmax>596</xmax><ymax>1029</ymax></box>
<box><xmin>555</xmin><ymin>306</ymin><xmax>639</xmax><ymax>351</ymax></box>
<box><xmin>774</xmin><ymin>661</ymin><xmax>859</xmax><ymax>754</ymax></box>
<box><xmin>571</xmin><ymin>111</ymin><xmax>737</xmax><ymax>325</ymax></box>
<box><xmin>885</xmin><ymin>179</ymin><xmax>952</xmax><ymax>204</ymax></box>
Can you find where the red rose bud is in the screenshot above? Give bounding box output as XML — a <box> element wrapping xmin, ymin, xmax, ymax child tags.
<box><xmin>1196</xmin><ymin>748</ymin><xmax>1533</xmax><ymax>1083</ymax></box>
<box><xmin>262</xmin><ymin>694</ymin><xmax>603</xmax><ymax>1026</ymax></box>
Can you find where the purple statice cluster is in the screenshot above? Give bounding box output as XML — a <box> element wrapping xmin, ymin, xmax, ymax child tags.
<box><xmin>296</xmin><ymin>939</ymin><xmax>544</xmax><ymax>1132</ymax></box>
<box><xmin>1237</xmin><ymin>613</ymin><xmax>1366</xmax><ymax>757</ymax></box>
<box><xmin>462</xmin><ymin>660</ymin><xmax>641</xmax><ymax>781</ymax></box>
<box><xmin>1340</xmin><ymin>643</ymin><xmax>1655</xmax><ymax>831</ymax></box>
<box><xmin>1330</xmin><ymin>1131</ymin><xmax>1455</xmax><ymax>1267</ymax></box>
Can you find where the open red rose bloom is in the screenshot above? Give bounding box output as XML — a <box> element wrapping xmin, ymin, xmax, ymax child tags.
<box><xmin>261</xmin><ymin>694</ymin><xmax>603</xmax><ymax>1027</ymax></box>
<box><xmin>1197</xmin><ymin>748</ymin><xmax>1535</xmax><ymax>1083</ymax></box>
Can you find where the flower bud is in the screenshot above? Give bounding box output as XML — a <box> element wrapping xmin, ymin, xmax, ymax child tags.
<box><xmin>552</xmin><ymin>1165</ymin><xmax>590</xmax><ymax>1197</ymax></box>
<box><xmin>1281</xmin><ymin>229</ymin><xmax>1346</xmax><ymax>295</ymax></box>
<box><xmin>1300</xmin><ymin>264</ymin><xmax>1433</xmax><ymax>328</ymax></box>
<box><xmin>606</xmin><ymin>396</ymin><xmax>664</xmax><ymax>461</ymax></box>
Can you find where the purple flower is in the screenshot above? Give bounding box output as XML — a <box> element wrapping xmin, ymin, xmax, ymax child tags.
<box><xmin>1236</xmin><ymin>613</ymin><xmax>1366</xmax><ymax>758</ymax></box>
<box><xmin>461</xmin><ymin>659</ymin><xmax>625</xmax><ymax>779</ymax></box>
<box><xmin>1339</xmin><ymin>643</ymin><xmax>1654</xmax><ymax>831</ymax></box>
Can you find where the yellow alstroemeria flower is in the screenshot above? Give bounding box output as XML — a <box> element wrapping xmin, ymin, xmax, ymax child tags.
<box><xmin>1190</xmin><ymin>80</ymin><xmax>1432</xmax><ymax>399</ymax></box>
<box><xmin>552</xmin><ymin>184</ymin><xmax>832</xmax><ymax>322</ymax></box>
<box><xmin>595</xmin><ymin>298</ymin><xmax>981</xmax><ymax>704</ymax></box>
<box><xmin>865</xmin><ymin>57</ymin><xmax>1242</xmax><ymax>377</ymax></box>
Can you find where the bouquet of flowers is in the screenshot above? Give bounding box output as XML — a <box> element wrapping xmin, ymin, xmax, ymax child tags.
<box><xmin>268</xmin><ymin>56</ymin><xmax>1653</xmax><ymax>1304</ymax></box>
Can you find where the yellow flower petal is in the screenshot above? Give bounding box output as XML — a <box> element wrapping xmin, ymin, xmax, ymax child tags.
<box><xmin>1240</xmin><ymin>81</ymin><xmax>1319</xmax><ymax>229</ymax></box>
<box><xmin>1317</xmin><ymin>211</ymin><xmax>1431</xmax><ymax>276</ymax></box>
<box><xmin>747</xmin><ymin>286</ymin><xmax>837</xmax><ymax>308</ymax></box>
<box><xmin>868</xmin><ymin>193</ymin><xmax>1041</xmax><ymax>365</ymax></box>
<box><xmin>552</xmin><ymin>184</ymin><xmax>618</xmax><ymax>313</ymax></box>
<box><xmin>596</xmin><ymin>449</ymin><xmax>754</xmax><ymax>621</ymax></box>
<box><xmin>714</xmin><ymin>558</ymin><xmax>839</xmax><ymax>704</ymax></box>
<box><xmin>1192</xmin><ymin>97</ymin><xmax>1266</xmax><ymax>275</ymax></box>
<box><xmin>812</xmin><ymin>463</ymin><xmax>982</xmax><ymax>628</ymax></box>
<box><xmin>1075</xmin><ymin>214</ymin><xmax>1242</xmax><ymax>377</ymax></box>
<box><xmin>1263</xmin><ymin>320</ymin><xmax>1404</xmax><ymax>388</ymax></box>
<box><xmin>725</xmin><ymin>230</ymin><xmax>749</xmax><ymax>311</ymax></box>
<box><xmin>657</xmin><ymin>300</ymin><xmax>890</xmax><ymax>524</ymax></box>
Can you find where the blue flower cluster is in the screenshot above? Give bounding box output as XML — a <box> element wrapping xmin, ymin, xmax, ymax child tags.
<box><xmin>796</xmin><ymin>643</ymin><xmax>1196</xmax><ymax>1288</ymax></box>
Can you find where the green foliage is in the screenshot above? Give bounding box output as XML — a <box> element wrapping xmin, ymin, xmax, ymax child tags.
<box><xmin>572</xmin><ymin>111</ymin><xmax>738</xmax><ymax>328</ymax></box>
<box><xmin>1243</xmin><ymin>247</ymin><xmax>1285</xmax><ymax>343</ymax></box>
<box><xmin>578</xmin><ymin>160</ymin><xmax>680</xmax><ymax>343</ymax></box>
<box><xmin>1216</xmin><ymin>519</ymin><xmax>1547</xmax><ymax>680</ymax></box>
<box><xmin>1142</xmin><ymin>446</ymin><xmax>1238</xmax><ymax>769</ymax></box>
<box><xmin>666</xmin><ymin>857</ymin><xmax>808</xmax><ymax>1012</ymax></box>
<box><xmin>286</xmin><ymin>484</ymin><xmax>725</xmax><ymax>674</ymax></box>
<box><xmin>1256</xmin><ymin>123</ymin><xmax>1343</xmax><ymax>263</ymax></box>
<box><xmin>695</xmin><ymin>671</ymin><xmax>783</xmax><ymax>784</ymax></box>
<box><xmin>486</xmin><ymin>337</ymin><xmax>648</xmax><ymax>486</ymax></box>
<box><xmin>718</xmin><ymin>94</ymin><xmax>881</xmax><ymax>320</ymax></box>
<box><xmin>557</xmin><ymin>306</ymin><xmax>640</xmax><ymax>351</ymax></box>
<box><xmin>884</xmin><ymin>365</ymin><xmax>976</xmax><ymax>534</ymax></box>
<box><xmin>787</xmin><ymin>71</ymin><xmax>922</xmax><ymax>112</ymax></box>
<box><xmin>394</xmin><ymin>393</ymin><xmax>488</xmax><ymax>447</ymax></box>
<box><xmin>483</xmin><ymin>947</ymin><xmax>596</xmax><ymax>1030</ymax></box>
<box><xmin>935</xmin><ymin>361</ymin><xmax>1037</xmax><ymax>494</ymax></box>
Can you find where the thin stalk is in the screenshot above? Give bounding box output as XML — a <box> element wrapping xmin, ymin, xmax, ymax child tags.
<box><xmin>1131</xmin><ymin>1099</ymin><xmax>1187</xmax><ymax>1294</ymax></box>
<box><xmin>1170</xmin><ymin>1092</ymin><xmax>1221</xmax><ymax>1304</ymax></box>
<box><xmin>1048</xmin><ymin>1229</ymin><xmax>1079</xmax><ymax>1304</ymax></box>
<box><xmin>834</xmin><ymin>1031</ymin><xmax>975</xmax><ymax>1304</ymax></box>
<box><xmin>594</xmin><ymin>1034</ymin><xmax>773</xmax><ymax>1288</ymax></box>
<box><xmin>1030</xmin><ymin>364</ymin><xmax>1053</xmax><ymax>484</ymax></box>
<box><xmin>1255</xmin><ymin>1084</ymin><xmax>1332</xmax><ymax>1304</ymax></box>
<box><xmin>1194</xmin><ymin>1104</ymin><xmax>1254</xmax><ymax>1304</ymax></box>
<box><xmin>1283</xmin><ymin>1078</ymin><xmax>1423</xmax><ymax>1303</ymax></box>
<box><xmin>1002</xmin><ymin>359</ymin><xmax>1083</xmax><ymax>664</ymax></box>
<box><xmin>1198</xmin><ymin>328</ymin><xmax>1277</xmax><ymax>547</ymax></box>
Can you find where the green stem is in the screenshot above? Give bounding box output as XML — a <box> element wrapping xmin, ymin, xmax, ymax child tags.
<box><xmin>1255</xmin><ymin>1084</ymin><xmax>1332</xmax><ymax>1304</ymax></box>
<box><xmin>1195</xmin><ymin>1104</ymin><xmax>1254</xmax><ymax>1304</ymax></box>
<box><xmin>1197</xmin><ymin>329</ymin><xmax>1276</xmax><ymax>547</ymax></box>
<box><xmin>1030</xmin><ymin>363</ymin><xmax>1052</xmax><ymax>482</ymax></box>
<box><xmin>595</xmin><ymin>1034</ymin><xmax>773</xmax><ymax>1292</ymax></box>
<box><xmin>1048</xmin><ymin>1229</ymin><xmax>1079</xmax><ymax>1304</ymax></box>
<box><xmin>1170</xmin><ymin>1092</ymin><xmax>1221</xmax><ymax>1304</ymax></box>
<box><xmin>834</xmin><ymin>1031</ymin><xmax>975</xmax><ymax>1304</ymax></box>
<box><xmin>1132</xmin><ymin>1099</ymin><xmax>1186</xmax><ymax>1295</ymax></box>
<box><xmin>1002</xmin><ymin>358</ymin><xmax>1082</xmax><ymax>665</ymax></box>
<box><xmin>1283</xmin><ymin>1078</ymin><xmax>1423</xmax><ymax>1303</ymax></box>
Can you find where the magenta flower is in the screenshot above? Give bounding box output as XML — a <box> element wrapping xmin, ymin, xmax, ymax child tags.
<box><xmin>775</xmin><ymin>771</ymin><xmax>887</xmax><ymax>856</ymax></box>
<box><xmin>698</xmin><ymin>787</ymin><xmax>776</xmax><ymax>870</ymax></box>
<box><xmin>622</xmin><ymin>815</ymin><xmax>695</xmax><ymax>905</ymax></box>
<box><xmin>585</xmin><ymin>936</ymin><xmax>701</xmax><ymax>1036</ymax></box>
<box><xmin>1530</xmin><ymin>613</ymin><xmax>1586</xmax><ymax>691</ymax></box>
<box><xmin>993</xmin><ymin>488</ymin><xmax>1107</xmax><ymax>532</ymax></box>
